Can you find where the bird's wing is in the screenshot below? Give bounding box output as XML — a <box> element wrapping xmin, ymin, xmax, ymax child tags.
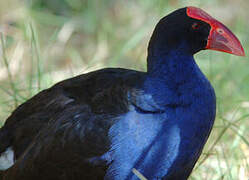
<box><xmin>0</xmin><ymin>68</ymin><xmax>145</xmax><ymax>174</ymax></box>
<box><xmin>3</xmin><ymin>102</ymin><xmax>121</xmax><ymax>180</ymax></box>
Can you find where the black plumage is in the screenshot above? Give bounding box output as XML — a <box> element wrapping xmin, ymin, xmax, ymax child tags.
<box><xmin>1</xmin><ymin>68</ymin><xmax>145</xmax><ymax>179</ymax></box>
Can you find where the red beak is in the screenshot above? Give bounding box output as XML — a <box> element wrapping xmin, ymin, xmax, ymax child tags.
<box><xmin>187</xmin><ymin>7</ymin><xmax>245</xmax><ymax>56</ymax></box>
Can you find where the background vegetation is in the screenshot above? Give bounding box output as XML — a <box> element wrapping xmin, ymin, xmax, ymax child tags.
<box><xmin>0</xmin><ymin>0</ymin><xmax>248</xmax><ymax>179</ymax></box>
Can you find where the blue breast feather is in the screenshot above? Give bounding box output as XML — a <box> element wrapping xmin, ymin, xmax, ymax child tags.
<box><xmin>105</xmin><ymin>108</ymin><xmax>180</xmax><ymax>180</ymax></box>
<box><xmin>94</xmin><ymin>48</ymin><xmax>216</xmax><ymax>179</ymax></box>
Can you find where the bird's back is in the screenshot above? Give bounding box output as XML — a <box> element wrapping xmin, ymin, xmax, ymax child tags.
<box><xmin>0</xmin><ymin>68</ymin><xmax>145</xmax><ymax>180</ymax></box>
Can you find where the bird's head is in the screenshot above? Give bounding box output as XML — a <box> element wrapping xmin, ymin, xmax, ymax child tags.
<box><xmin>148</xmin><ymin>7</ymin><xmax>245</xmax><ymax>57</ymax></box>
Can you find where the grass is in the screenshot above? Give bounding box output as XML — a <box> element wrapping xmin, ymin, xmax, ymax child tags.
<box><xmin>0</xmin><ymin>0</ymin><xmax>249</xmax><ymax>179</ymax></box>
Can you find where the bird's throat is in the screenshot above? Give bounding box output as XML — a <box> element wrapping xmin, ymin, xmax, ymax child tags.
<box><xmin>144</xmin><ymin>45</ymin><xmax>209</xmax><ymax>108</ymax></box>
<box><xmin>147</xmin><ymin>47</ymin><xmax>197</xmax><ymax>85</ymax></box>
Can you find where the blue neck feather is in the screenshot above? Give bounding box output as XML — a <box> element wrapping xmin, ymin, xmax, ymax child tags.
<box><xmin>144</xmin><ymin>43</ymin><xmax>202</xmax><ymax>107</ymax></box>
<box><xmin>147</xmin><ymin>42</ymin><xmax>194</xmax><ymax>78</ymax></box>
<box><xmin>105</xmin><ymin>42</ymin><xmax>216</xmax><ymax>180</ymax></box>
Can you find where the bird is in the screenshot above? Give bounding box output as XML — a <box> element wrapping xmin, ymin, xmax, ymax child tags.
<box><xmin>0</xmin><ymin>6</ymin><xmax>245</xmax><ymax>180</ymax></box>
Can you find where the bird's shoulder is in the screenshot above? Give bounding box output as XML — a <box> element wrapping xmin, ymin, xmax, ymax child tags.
<box><xmin>0</xmin><ymin>68</ymin><xmax>145</xmax><ymax>157</ymax></box>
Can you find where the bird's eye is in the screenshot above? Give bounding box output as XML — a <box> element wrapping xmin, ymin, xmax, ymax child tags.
<box><xmin>217</xmin><ymin>28</ymin><xmax>224</xmax><ymax>34</ymax></box>
<box><xmin>192</xmin><ymin>23</ymin><xmax>201</xmax><ymax>30</ymax></box>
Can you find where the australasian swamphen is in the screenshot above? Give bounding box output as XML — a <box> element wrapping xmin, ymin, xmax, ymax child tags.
<box><xmin>0</xmin><ymin>7</ymin><xmax>245</xmax><ymax>180</ymax></box>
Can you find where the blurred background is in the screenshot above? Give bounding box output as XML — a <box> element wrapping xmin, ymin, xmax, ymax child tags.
<box><xmin>0</xmin><ymin>0</ymin><xmax>248</xmax><ymax>179</ymax></box>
